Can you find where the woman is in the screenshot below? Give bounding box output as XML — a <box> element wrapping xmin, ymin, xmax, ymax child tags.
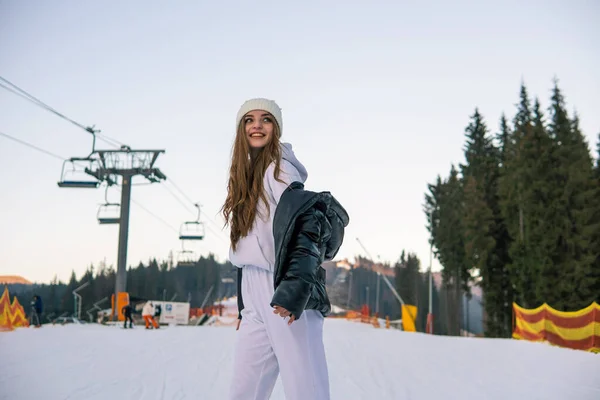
<box><xmin>223</xmin><ymin>98</ymin><xmax>348</xmax><ymax>400</ymax></box>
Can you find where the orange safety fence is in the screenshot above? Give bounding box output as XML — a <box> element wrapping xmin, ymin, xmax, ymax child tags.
<box><xmin>189</xmin><ymin>304</ymin><xmax>225</xmax><ymax>318</ymax></box>
<box><xmin>0</xmin><ymin>286</ymin><xmax>30</xmax><ymax>331</ymax></box>
<box><xmin>512</xmin><ymin>302</ymin><xmax>600</xmax><ymax>353</ymax></box>
<box><xmin>342</xmin><ymin>304</ymin><xmax>418</xmax><ymax>332</ymax></box>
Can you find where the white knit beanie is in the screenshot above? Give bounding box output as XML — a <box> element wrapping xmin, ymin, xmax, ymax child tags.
<box><xmin>236</xmin><ymin>98</ymin><xmax>283</xmax><ymax>135</ymax></box>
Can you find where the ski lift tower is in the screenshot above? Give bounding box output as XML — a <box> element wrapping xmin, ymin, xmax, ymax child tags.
<box><xmin>59</xmin><ymin>138</ymin><xmax>166</xmax><ymax>320</ymax></box>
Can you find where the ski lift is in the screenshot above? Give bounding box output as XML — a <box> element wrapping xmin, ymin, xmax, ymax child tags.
<box><xmin>97</xmin><ymin>185</ymin><xmax>120</xmax><ymax>224</ymax></box>
<box><xmin>176</xmin><ymin>242</ymin><xmax>197</xmax><ymax>267</ymax></box>
<box><xmin>179</xmin><ymin>203</ymin><xmax>205</xmax><ymax>240</ymax></box>
<box><xmin>57</xmin><ymin>158</ymin><xmax>100</xmax><ymax>188</ymax></box>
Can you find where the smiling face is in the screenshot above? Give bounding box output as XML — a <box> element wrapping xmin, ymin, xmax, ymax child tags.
<box><xmin>243</xmin><ymin>109</ymin><xmax>276</xmax><ymax>150</ymax></box>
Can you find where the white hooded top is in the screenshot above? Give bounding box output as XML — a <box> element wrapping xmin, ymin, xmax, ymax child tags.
<box><xmin>228</xmin><ymin>142</ymin><xmax>308</xmax><ymax>272</ymax></box>
<box><xmin>142</xmin><ymin>302</ymin><xmax>154</xmax><ymax>317</ymax></box>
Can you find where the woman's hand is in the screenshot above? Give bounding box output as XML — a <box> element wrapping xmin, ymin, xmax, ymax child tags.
<box><xmin>273</xmin><ymin>305</ymin><xmax>296</xmax><ymax>326</ymax></box>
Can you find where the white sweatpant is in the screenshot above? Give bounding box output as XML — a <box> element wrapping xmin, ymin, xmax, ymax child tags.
<box><xmin>229</xmin><ymin>265</ymin><xmax>330</xmax><ymax>400</ymax></box>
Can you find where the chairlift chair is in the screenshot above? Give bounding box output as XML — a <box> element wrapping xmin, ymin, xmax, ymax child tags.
<box><xmin>176</xmin><ymin>249</ymin><xmax>197</xmax><ymax>267</ymax></box>
<box><xmin>97</xmin><ymin>204</ymin><xmax>120</xmax><ymax>224</ymax></box>
<box><xmin>179</xmin><ymin>221</ymin><xmax>205</xmax><ymax>240</ymax></box>
<box><xmin>97</xmin><ymin>185</ymin><xmax>121</xmax><ymax>224</ymax></box>
<box><xmin>175</xmin><ymin>239</ymin><xmax>198</xmax><ymax>267</ymax></box>
<box><xmin>57</xmin><ymin>158</ymin><xmax>100</xmax><ymax>188</ymax></box>
<box><xmin>178</xmin><ymin>203</ymin><xmax>205</xmax><ymax>240</ymax></box>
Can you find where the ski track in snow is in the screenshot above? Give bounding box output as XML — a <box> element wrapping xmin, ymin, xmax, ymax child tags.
<box><xmin>1</xmin><ymin>319</ymin><xmax>599</xmax><ymax>400</ymax></box>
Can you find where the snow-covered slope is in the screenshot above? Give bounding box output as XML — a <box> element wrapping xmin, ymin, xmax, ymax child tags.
<box><xmin>1</xmin><ymin>319</ymin><xmax>598</xmax><ymax>399</ymax></box>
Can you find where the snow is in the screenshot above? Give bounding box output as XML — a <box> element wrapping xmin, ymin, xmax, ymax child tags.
<box><xmin>1</xmin><ymin>319</ymin><xmax>598</xmax><ymax>400</ymax></box>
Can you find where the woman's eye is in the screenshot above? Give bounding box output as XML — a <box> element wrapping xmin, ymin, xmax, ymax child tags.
<box><xmin>263</xmin><ymin>117</ymin><xmax>272</xmax><ymax>123</ymax></box>
<box><xmin>244</xmin><ymin>118</ymin><xmax>252</xmax><ymax>123</ymax></box>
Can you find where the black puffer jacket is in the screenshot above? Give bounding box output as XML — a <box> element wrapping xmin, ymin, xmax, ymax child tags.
<box><xmin>237</xmin><ymin>181</ymin><xmax>349</xmax><ymax>320</ymax></box>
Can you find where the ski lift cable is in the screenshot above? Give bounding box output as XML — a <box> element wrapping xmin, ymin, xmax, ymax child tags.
<box><xmin>1</xmin><ymin>78</ymin><xmax>228</xmax><ymax>243</ymax></box>
<box><xmin>0</xmin><ymin>77</ymin><xmax>95</xmax><ymax>133</ymax></box>
<box><xmin>0</xmin><ymin>131</ymin><xmax>228</xmax><ymax>247</ymax></box>
<box><xmin>131</xmin><ymin>182</ymin><xmax>155</xmax><ymax>186</ymax></box>
<box><xmin>111</xmin><ymin>186</ymin><xmax>179</xmax><ymax>234</ymax></box>
<box><xmin>164</xmin><ymin>178</ymin><xmax>229</xmax><ymax>241</ymax></box>
<box><xmin>0</xmin><ymin>77</ymin><xmax>121</xmax><ymax>149</ymax></box>
<box><xmin>159</xmin><ymin>177</ymin><xmax>229</xmax><ymax>244</ymax></box>
<box><xmin>165</xmin><ymin>177</ymin><xmax>196</xmax><ymax>205</ymax></box>
<box><xmin>1</xmin><ymin>131</ymin><xmax>100</xmax><ymax>189</ymax></box>
<box><xmin>204</xmin><ymin>222</ymin><xmax>229</xmax><ymax>245</ymax></box>
<box><xmin>130</xmin><ymin>197</ymin><xmax>180</xmax><ymax>234</ymax></box>
<box><xmin>0</xmin><ymin>132</ymin><xmax>195</xmax><ymax>245</ymax></box>
<box><xmin>3</xmin><ymin>78</ymin><xmax>212</xmax><ymax>221</ymax></box>
<box><xmin>0</xmin><ymin>78</ymin><xmax>149</xmax><ymax>170</ymax></box>
<box><xmin>0</xmin><ymin>130</ymin><xmax>66</xmax><ymax>161</ymax></box>
<box><xmin>158</xmin><ymin>181</ymin><xmax>228</xmax><ymax>244</ymax></box>
<box><xmin>0</xmin><ymin>133</ymin><xmax>212</xmax><ymax>244</ymax></box>
<box><xmin>161</xmin><ymin>182</ymin><xmax>196</xmax><ymax>216</ymax></box>
<box><xmin>2</xmin><ymin>130</ymin><xmax>176</xmax><ymax>238</ymax></box>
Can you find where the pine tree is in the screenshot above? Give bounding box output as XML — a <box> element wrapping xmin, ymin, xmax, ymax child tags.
<box><xmin>595</xmin><ymin>133</ymin><xmax>600</xmax><ymax>178</ymax></box>
<box><xmin>395</xmin><ymin>251</ymin><xmax>420</xmax><ymax>306</ymax></box>
<box><xmin>60</xmin><ymin>270</ymin><xmax>78</xmax><ymax>316</ymax></box>
<box><xmin>491</xmin><ymin>113</ymin><xmax>517</xmax><ymax>336</ymax></box>
<box><xmin>415</xmin><ymin>271</ymin><xmax>430</xmax><ymax>332</ymax></box>
<box><xmin>496</xmin><ymin>114</ymin><xmax>510</xmax><ymax>166</ymax></box>
<box><xmin>430</xmin><ymin>277</ymin><xmax>446</xmax><ymax>335</ymax></box>
<box><xmin>548</xmin><ymin>82</ymin><xmax>598</xmax><ymax>310</ymax></box>
<box><xmin>460</xmin><ymin>110</ymin><xmax>496</xmax><ymax>276</ymax></box>
<box><xmin>460</xmin><ymin>108</ymin><xmax>514</xmax><ymax>337</ymax></box>
<box><xmin>525</xmin><ymin>98</ymin><xmax>562</xmax><ymax>307</ymax></box>
<box><xmin>424</xmin><ymin>176</ymin><xmax>452</xmax><ymax>335</ymax></box>
<box><xmin>424</xmin><ymin>176</ymin><xmax>442</xmax><ymax>248</ymax></box>
<box><xmin>145</xmin><ymin>258</ymin><xmax>160</xmax><ymax>299</ymax></box>
<box><xmin>437</xmin><ymin>166</ymin><xmax>468</xmax><ymax>335</ymax></box>
<box><xmin>498</xmin><ymin>84</ymin><xmax>540</xmax><ymax>309</ymax></box>
<box><xmin>461</xmin><ymin>121</ymin><xmax>493</xmax><ymax>251</ymax></box>
<box><xmin>593</xmin><ymin>133</ymin><xmax>600</xmax><ymax>300</ymax></box>
<box><xmin>425</xmin><ymin>167</ymin><xmax>470</xmax><ymax>335</ymax></box>
<box><xmin>79</xmin><ymin>266</ymin><xmax>95</xmax><ymax>320</ymax></box>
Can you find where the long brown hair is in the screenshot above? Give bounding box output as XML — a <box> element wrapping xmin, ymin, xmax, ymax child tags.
<box><xmin>222</xmin><ymin>118</ymin><xmax>284</xmax><ymax>250</ymax></box>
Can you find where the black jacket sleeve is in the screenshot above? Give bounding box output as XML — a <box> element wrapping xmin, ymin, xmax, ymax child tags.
<box><xmin>237</xmin><ymin>267</ymin><xmax>244</xmax><ymax>320</ymax></box>
<box><xmin>270</xmin><ymin>207</ymin><xmax>324</xmax><ymax>320</ymax></box>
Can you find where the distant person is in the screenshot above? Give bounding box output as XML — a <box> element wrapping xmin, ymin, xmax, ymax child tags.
<box><xmin>30</xmin><ymin>295</ymin><xmax>43</xmax><ymax>328</ymax></box>
<box><xmin>154</xmin><ymin>303</ymin><xmax>162</xmax><ymax>322</ymax></box>
<box><xmin>142</xmin><ymin>301</ymin><xmax>158</xmax><ymax>329</ymax></box>
<box><xmin>222</xmin><ymin>98</ymin><xmax>349</xmax><ymax>400</ymax></box>
<box><xmin>121</xmin><ymin>304</ymin><xmax>134</xmax><ymax>329</ymax></box>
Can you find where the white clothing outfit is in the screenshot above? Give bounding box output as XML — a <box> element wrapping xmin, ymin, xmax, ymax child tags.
<box><xmin>228</xmin><ymin>143</ymin><xmax>330</xmax><ymax>400</ymax></box>
<box><xmin>229</xmin><ymin>265</ymin><xmax>330</xmax><ymax>400</ymax></box>
<box><xmin>141</xmin><ymin>302</ymin><xmax>154</xmax><ymax>317</ymax></box>
<box><xmin>228</xmin><ymin>143</ymin><xmax>308</xmax><ymax>273</ymax></box>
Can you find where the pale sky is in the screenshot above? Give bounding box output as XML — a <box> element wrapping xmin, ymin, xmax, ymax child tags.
<box><xmin>1</xmin><ymin>1</ymin><xmax>598</xmax><ymax>283</ymax></box>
